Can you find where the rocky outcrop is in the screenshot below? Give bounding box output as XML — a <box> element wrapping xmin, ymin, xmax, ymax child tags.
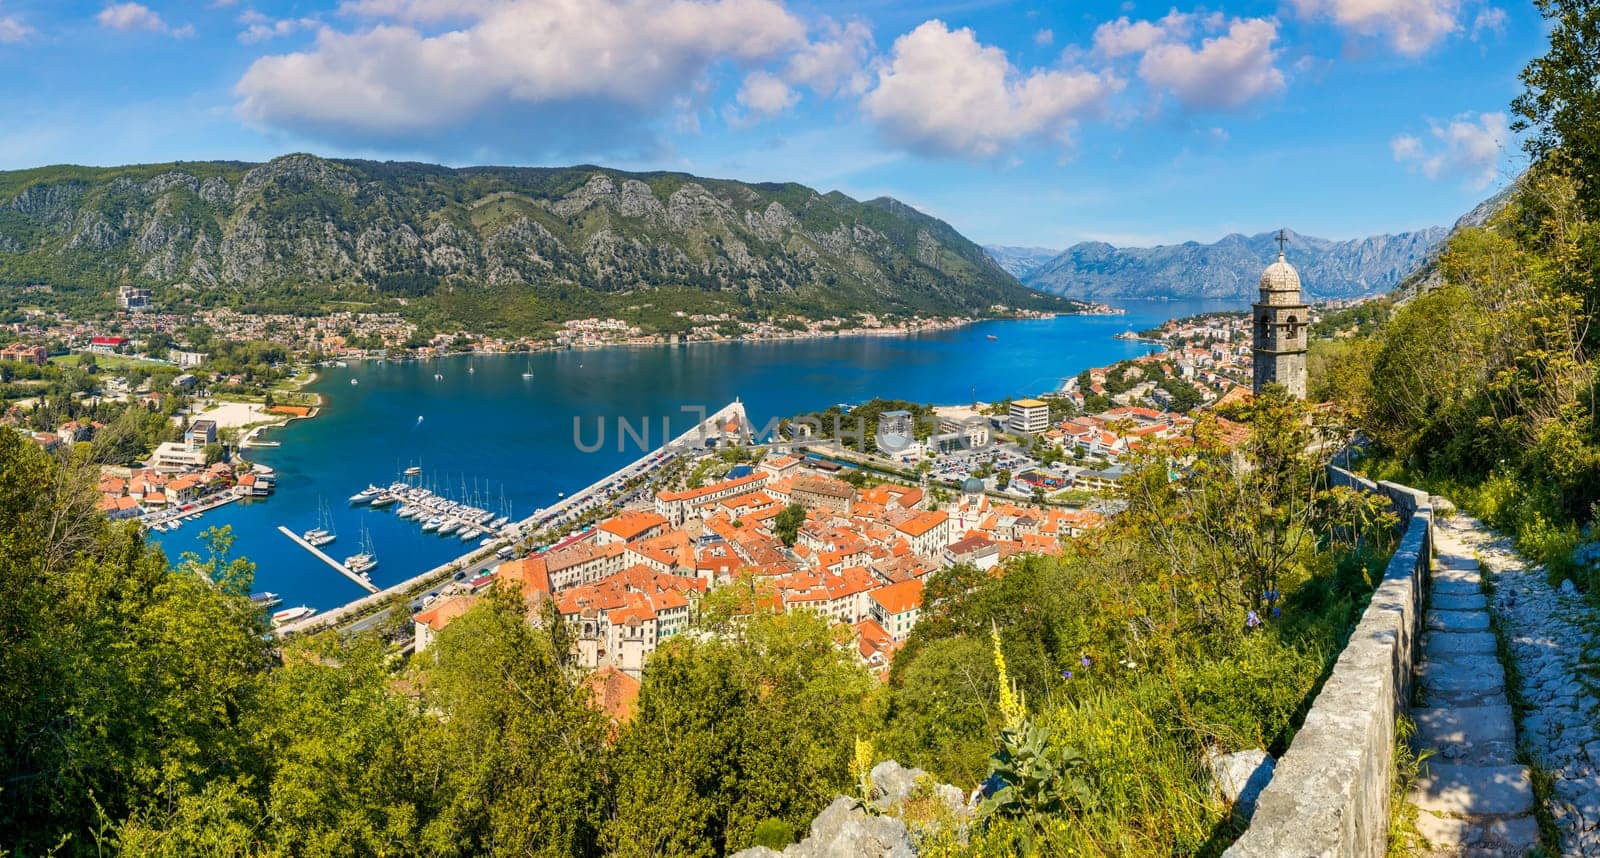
<box><xmin>730</xmin><ymin>761</ymin><xmax>971</xmax><ymax>858</ymax></box>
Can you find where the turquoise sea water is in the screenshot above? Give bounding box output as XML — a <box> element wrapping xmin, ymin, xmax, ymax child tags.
<box><xmin>151</xmin><ymin>299</ymin><xmax>1240</xmax><ymax>609</ymax></box>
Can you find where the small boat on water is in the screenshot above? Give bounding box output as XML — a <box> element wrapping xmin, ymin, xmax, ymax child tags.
<box><xmin>272</xmin><ymin>605</ymin><xmax>316</xmax><ymax>626</ymax></box>
<box><xmin>986</xmin><ymin>334</ymin><xmax>998</xmax><ymax>341</ymax></box>
<box><xmin>436</xmin><ymin>521</ymin><xmax>458</xmax><ymax>537</ymax></box>
<box><xmin>433</xmin><ymin>373</ymin><xmax>444</xmax><ymax>381</ymax></box>
<box><xmin>344</xmin><ymin>525</ymin><xmax>378</xmax><ymax>575</ymax></box>
<box><xmin>422</xmin><ymin>517</ymin><xmax>442</xmax><ymax>532</ymax></box>
<box><xmin>349</xmin><ymin>485</ymin><xmax>383</xmax><ymax>505</ymax></box>
<box><xmin>521</xmin><ymin>371</ymin><xmax>534</xmax><ymax>379</ymax></box>
<box><xmin>350</xmin><ymin>378</ymin><xmax>359</xmax><ymax>385</ymax></box>
<box><xmin>369</xmin><ymin>493</ymin><xmax>398</xmax><ymax>509</ymax></box>
<box><xmin>304</xmin><ymin>527</ymin><xmax>335</xmax><ymax>547</ymax></box>
<box><xmin>404</xmin><ymin>465</ymin><xmax>422</xmax><ymax>476</ymax></box>
<box><xmin>459</xmin><ymin>527</ymin><xmax>479</xmax><ymax>541</ymax></box>
<box><xmin>303</xmin><ymin>498</ymin><xmax>337</xmax><ymax>546</ymax></box>
<box><xmin>251</xmin><ymin>592</ymin><xmax>283</xmax><ymax>610</ymax></box>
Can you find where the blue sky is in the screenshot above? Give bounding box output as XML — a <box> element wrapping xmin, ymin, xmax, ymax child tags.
<box><xmin>0</xmin><ymin>0</ymin><xmax>1543</xmax><ymax>247</ymax></box>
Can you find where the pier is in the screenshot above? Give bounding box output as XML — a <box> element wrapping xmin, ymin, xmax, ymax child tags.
<box><xmin>277</xmin><ymin>525</ymin><xmax>380</xmax><ymax>594</ymax></box>
<box><xmin>273</xmin><ymin>400</ymin><xmax>746</xmax><ymax>638</ymax></box>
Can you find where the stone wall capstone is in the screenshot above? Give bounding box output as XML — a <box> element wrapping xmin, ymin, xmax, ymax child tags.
<box><xmin>1224</xmin><ymin>468</ymin><xmax>1432</xmax><ymax>858</ymax></box>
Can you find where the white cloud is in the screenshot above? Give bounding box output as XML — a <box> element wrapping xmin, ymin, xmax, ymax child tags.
<box><xmin>1137</xmin><ymin>17</ymin><xmax>1283</xmax><ymax>110</ymax></box>
<box><xmin>1391</xmin><ymin>111</ymin><xmax>1510</xmax><ymax>188</ymax></box>
<box><xmin>97</xmin><ymin>2</ymin><xmax>192</xmax><ymax>36</ymax></box>
<box><xmin>1472</xmin><ymin>7</ymin><xmax>1507</xmax><ymax>40</ymax></box>
<box><xmin>736</xmin><ymin>70</ymin><xmax>798</xmax><ymax>116</ymax></box>
<box><xmin>0</xmin><ymin>14</ymin><xmax>32</xmax><ymax>43</ymax></box>
<box><xmin>1289</xmin><ymin>0</ymin><xmax>1461</xmax><ymax>57</ymax></box>
<box><xmin>1390</xmin><ymin>133</ymin><xmax>1423</xmax><ymax>161</ymax></box>
<box><xmin>239</xmin><ymin>10</ymin><xmax>318</xmax><ymax>44</ymax></box>
<box><xmin>1092</xmin><ymin>11</ymin><xmax>1196</xmax><ymax>58</ymax></box>
<box><xmin>236</xmin><ymin>0</ymin><xmax>806</xmax><ymax>152</ymax></box>
<box><xmin>860</xmin><ymin>20</ymin><xmax>1118</xmax><ymax>159</ymax></box>
<box><xmin>784</xmin><ymin>18</ymin><xmax>873</xmax><ymax>97</ymax></box>
<box><xmin>1034</xmin><ymin>28</ymin><xmax>1053</xmax><ymax>46</ymax></box>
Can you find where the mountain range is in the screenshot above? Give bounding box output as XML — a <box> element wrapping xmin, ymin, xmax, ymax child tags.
<box><xmin>0</xmin><ymin>154</ymin><xmax>1065</xmax><ymax>333</ymax></box>
<box><xmin>987</xmin><ymin>226</ymin><xmax>1450</xmax><ymax>301</ymax></box>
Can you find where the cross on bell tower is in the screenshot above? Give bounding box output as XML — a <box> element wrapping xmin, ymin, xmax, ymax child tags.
<box><xmin>1251</xmin><ymin>227</ymin><xmax>1308</xmax><ymax>399</ymax></box>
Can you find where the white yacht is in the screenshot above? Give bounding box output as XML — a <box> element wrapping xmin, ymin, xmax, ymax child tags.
<box><xmin>349</xmin><ymin>485</ymin><xmax>383</xmax><ymax>505</ymax></box>
<box><xmin>271</xmin><ymin>605</ymin><xmax>316</xmax><ymax>626</ymax></box>
<box><xmin>343</xmin><ymin>525</ymin><xmax>378</xmax><ymax>575</ymax></box>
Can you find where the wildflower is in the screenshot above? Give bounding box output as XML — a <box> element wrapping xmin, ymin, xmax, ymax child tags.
<box><xmin>1081</xmin><ymin>655</ymin><xmax>1092</xmax><ymax>668</ymax></box>
<box><xmin>1246</xmin><ymin>610</ymin><xmax>1261</xmax><ymax>628</ymax></box>
<box><xmin>1061</xmin><ymin>669</ymin><xmax>1073</xmax><ymax>680</ymax></box>
<box><xmin>991</xmin><ymin>622</ymin><xmax>1026</xmax><ymax>730</ymax></box>
<box><xmin>1273</xmin><ymin>607</ymin><xmax>1282</xmax><ymax>619</ymax></box>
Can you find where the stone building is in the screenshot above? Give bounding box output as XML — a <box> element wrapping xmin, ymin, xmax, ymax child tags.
<box><xmin>1251</xmin><ymin>231</ymin><xmax>1308</xmax><ymax>399</ymax></box>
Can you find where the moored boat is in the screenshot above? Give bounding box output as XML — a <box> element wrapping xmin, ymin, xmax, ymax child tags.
<box><xmin>251</xmin><ymin>591</ymin><xmax>283</xmax><ymax>610</ymax></box>
<box><xmin>272</xmin><ymin>605</ymin><xmax>316</xmax><ymax>626</ymax></box>
<box><xmin>349</xmin><ymin>485</ymin><xmax>383</xmax><ymax>505</ymax></box>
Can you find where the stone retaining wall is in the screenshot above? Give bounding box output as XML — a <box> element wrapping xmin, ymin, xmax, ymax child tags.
<box><xmin>1225</xmin><ymin>469</ymin><xmax>1432</xmax><ymax>858</ymax></box>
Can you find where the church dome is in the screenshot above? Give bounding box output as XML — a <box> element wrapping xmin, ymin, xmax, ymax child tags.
<box><xmin>1259</xmin><ymin>253</ymin><xmax>1301</xmax><ymax>293</ymax></box>
<box><xmin>962</xmin><ymin>476</ymin><xmax>985</xmax><ymax>494</ymax></box>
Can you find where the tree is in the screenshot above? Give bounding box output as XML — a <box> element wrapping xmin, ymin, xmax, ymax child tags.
<box><xmin>203</xmin><ymin>442</ymin><xmax>225</xmax><ymax>465</ymax></box>
<box><xmin>418</xmin><ymin>589</ymin><xmax>610</xmax><ymax>856</ymax></box>
<box><xmin>1514</xmin><ymin>0</ymin><xmax>1600</xmax><ymax>218</ymax></box>
<box><xmin>607</xmin><ymin>612</ymin><xmax>877</xmax><ymax>856</ymax></box>
<box><xmin>773</xmin><ymin>502</ymin><xmax>805</xmax><ymax>547</ymax></box>
<box><xmin>0</xmin><ymin>430</ymin><xmax>270</xmax><ymax>855</ymax></box>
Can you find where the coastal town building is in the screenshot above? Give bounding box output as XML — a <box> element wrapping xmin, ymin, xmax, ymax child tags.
<box><xmin>790</xmin><ymin>475</ymin><xmax>856</xmax><ymax>513</ymax></box>
<box><xmin>654</xmin><ymin>471</ymin><xmax>768</xmax><ymax>524</ymax></box>
<box><xmin>185</xmin><ymin>419</ymin><xmax>217</xmax><ymax>450</ymax></box>
<box><xmin>0</xmin><ymin>342</ymin><xmax>47</xmax><ymax>366</ymax></box>
<box><xmin>869</xmin><ymin>578</ymin><xmax>924</xmax><ymax>641</ymax></box>
<box><xmin>1007</xmin><ymin>398</ymin><xmax>1050</xmax><ymax>434</ymax></box>
<box><xmin>150</xmin><ymin>441</ymin><xmax>206</xmax><ymax>472</ymax></box>
<box><xmin>412</xmin><ymin>594</ymin><xmax>479</xmax><ymax>654</ymax></box>
<box><xmin>117</xmin><ymin>285</ymin><xmax>152</xmax><ymax>311</ymax></box>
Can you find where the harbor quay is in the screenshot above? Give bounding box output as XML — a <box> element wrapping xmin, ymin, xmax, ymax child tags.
<box><xmin>273</xmin><ymin>401</ymin><xmax>747</xmax><ymax>638</ymax></box>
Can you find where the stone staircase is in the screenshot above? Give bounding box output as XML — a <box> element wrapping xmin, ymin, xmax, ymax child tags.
<box><xmin>1409</xmin><ymin>520</ymin><xmax>1539</xmax><ymax>853</ymax></box>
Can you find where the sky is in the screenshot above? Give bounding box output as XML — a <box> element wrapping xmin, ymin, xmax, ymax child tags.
<box><xmin>0</xmin><ymin>0</ymin><xmax>1547</xmax><ymax>247</ymax></box>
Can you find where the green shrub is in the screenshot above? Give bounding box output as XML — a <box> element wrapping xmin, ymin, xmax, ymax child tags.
<box><xmin>750</xmin><ymin>818</ymin><xmax>796</xmax><ymax>850</ymax></box>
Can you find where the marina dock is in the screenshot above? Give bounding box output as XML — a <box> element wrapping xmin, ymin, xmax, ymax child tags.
<box><xmin>274</xmin><ymin>400</ymin><xmax>746</xmax><ymax>637</ymax></box>
<box><xmin>277</xmin><ymin>525</ymin><xmax>380</xmax><ymax>594</ymax></box>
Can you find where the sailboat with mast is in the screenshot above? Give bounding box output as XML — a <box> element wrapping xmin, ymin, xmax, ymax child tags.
<box><xmin>302</xmin><ymin>497</ymin><xmax>337</xmax><ymax>547</ymax></box>
<box><xmin>343</xmin><ymin>523</ymin><xmax>378</xmax><ymax>577</ymax></box>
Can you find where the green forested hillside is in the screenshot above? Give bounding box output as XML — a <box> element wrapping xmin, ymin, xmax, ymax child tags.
<box><xmin>0</xmin><ymin>155</ymin><xmax>1065</xmax><ymax>333</ymax></box>
<box><xmin>1312</xmin><ymin>0</ymin><xmax>1600</xmax><ymax>590</ymax></box>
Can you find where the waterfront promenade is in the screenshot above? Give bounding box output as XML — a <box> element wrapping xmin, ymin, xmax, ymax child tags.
<box><xmin>273</xmin><ymin>400</ymin><xmax>747</xmax><ymax>638</ymax></box>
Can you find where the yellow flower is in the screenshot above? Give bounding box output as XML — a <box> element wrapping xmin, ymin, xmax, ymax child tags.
<box><xmin>992</xmin><ymin>623</ymin><xmax>1026</xmax><ymax>730</ymax></box>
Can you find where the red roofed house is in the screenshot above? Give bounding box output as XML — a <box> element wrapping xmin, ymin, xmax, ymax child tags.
<box><xmin>869</xmin><ymin>578</ymin><xmax>925</xmax><ymax>641</ymax></box>
<box><xmin>0</xmin><ymin>343</ymin><xmax>46</xmax><ymax>366</ymax></box>
<box><xmin>594</xmin><ymin>510</ymin><xmax>670</xmax><ymax>546</ymax></box>
<box><xmin>655</xmin><ymin>472</ymin><xmax>769</xmax><ymax>525</ymax></box>
<box><xmin>412</xmin><ymin>594</ymin><xmax>480</xmax><ymax>654</ymax></box>
<box><xmin>893</xmin><ymin>510</ymin><xmax>951</xmax><ymax>558</ymax></box>
<box><xmin>585</xmin><ymin>665</ymin><xmax>642</xmax><ymax>730</ymax></box>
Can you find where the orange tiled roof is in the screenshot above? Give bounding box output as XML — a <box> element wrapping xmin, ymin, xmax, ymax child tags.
<box><xmin>870</xmin><ymin>578</ymin><xmax>924</xmax><ymax>614</ymax></box>
<box><xmin>414</xmin><ymin>594</ymin><xmax>479</xmax><ymax>631</ymax></box>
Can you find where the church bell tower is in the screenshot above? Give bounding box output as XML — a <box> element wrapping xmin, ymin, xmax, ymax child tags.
<box><xmin>1252</xmin><ymin>229</ymin><xmax>1308</xmax><ymax>399</ymax></box>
